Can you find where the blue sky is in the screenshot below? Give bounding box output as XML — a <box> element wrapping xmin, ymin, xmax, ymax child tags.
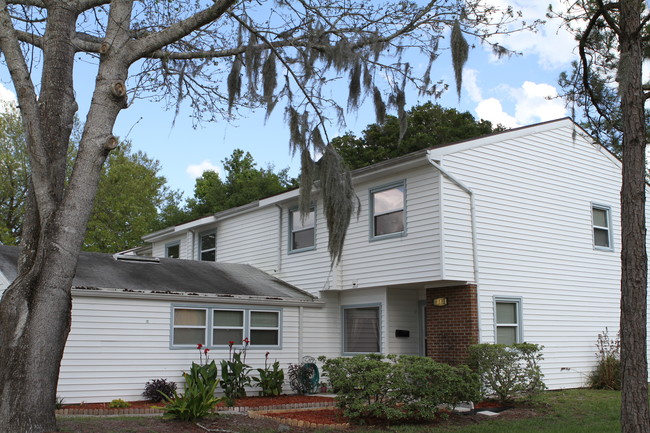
<box><xmin>0</xmin><ymin>1</ymin><xmax>580</xmax><ymax>199</ymax></box>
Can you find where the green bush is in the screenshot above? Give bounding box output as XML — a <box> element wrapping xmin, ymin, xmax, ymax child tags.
<box><xmin>160</xmin><ymin>361</ymin><xmax>220</xmax><ymax>421</ymax></box>
<box><xmin>220</xmin><ymin>351</ymin><xmax>252</xmax><ymax>405</ymax></box>
<box><xmin>468</xmin><ymin>343</ymin><xmax>546</xmax><ymax>403</ymax></box>
<box><xmin>588</xmin><ymin>328</ymin><xmax>620</xmax><ymax>390</ymax></box>
<box><xmin>108</xmin><ymin>398</ymin><xmax>130</xmax><ymax>408</ymax></box>
<box><xmin>321</xmin><ymin>354</ymin><xmax>480</xmax><ymax>423</ymax></box>
<box><xmin>142</xmin><ymin>378</ymin><xmax>177</xmax><ymax>403</ymax></box>
<box><xmin>253</xmin><ymin>354</ymin><xmax>284</xmax><ymax>397</ymax></box>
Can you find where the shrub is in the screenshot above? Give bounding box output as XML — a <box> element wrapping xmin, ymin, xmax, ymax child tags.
<box><xmin>468</xmin><ymin>343</ymin><xmax>546</xmax><ymax>403</ymax></box>
<box><xmin>321</xmin><ymin>354</ymin><xmax>480</xmax><ymax>423</ymax></box>
<box><xmin>220</xmin><ymin>340</ymin><xmax>252</xmax><ymax>405</ymax></box>
<box><xmin>108</xmin><ymin>398</ymin><xmax>130</xmax><ymax>409</ymax></box>
<box><xmin>588</xmin><ymin>328</ymin><xmax>620</xmax><ymax>390</ymax></box>
<box><xmin>143</xmin><ymin>378</ymin><xmax>178</xmax><ymax>403</ymax></box>
<box><xmin>253</xmin><ymin>352</ymin><xmax>285</xmax><ymax>397</ymax></box>
<box><xmin>160</xmin><ymin>361</ymin><xmax>220</xmax><ymax>421</ymax></box>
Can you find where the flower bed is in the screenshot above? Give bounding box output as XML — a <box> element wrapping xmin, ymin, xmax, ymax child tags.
<box><xmin>250</xmin><ymin>407</ymin><xmax>348</xmax><ymax>428</ymax></box>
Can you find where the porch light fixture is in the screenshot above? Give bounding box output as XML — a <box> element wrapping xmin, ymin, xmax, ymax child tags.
<box><xmin>433</xmin><ymin>297</ymin><xmax>447</xmax><ymax>307</ymax></box>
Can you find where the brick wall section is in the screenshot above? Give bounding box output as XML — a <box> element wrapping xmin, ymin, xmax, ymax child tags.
<box><xmin>425</xmin><ymin>285</ymin><xmax>479</xmax><ymax>365</ymax></box>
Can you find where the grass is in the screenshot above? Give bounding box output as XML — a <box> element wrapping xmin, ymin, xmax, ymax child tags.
<box><xmin>388</xmin><ymin>389</ymin><xmax>621</xmax><ymax>433</ymax></box>
<box><xmin>56</xmin><ymin>388</ymin><xmax>623</xmax><ymax>433</ymax></box>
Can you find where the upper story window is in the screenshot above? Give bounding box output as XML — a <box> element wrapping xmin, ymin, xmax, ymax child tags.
<box><xmin>370</xmin><ymin>181</ymin><xmax>406</xmax><ymax>239</ymax></box>
<box><xmin>592</xmin><ymin>204</ymin><xmax>613</xmax><ymax>250</ymax></box>
<box><xmin>289</xmin><ymin>208</ymin><xmax>315</xmax><ymax>252</ymax></box>
<box><xmin>494</xmin><ymin>297</ymin><xmax>522</xmax><ymax>345</ymax></box>
<box><xmin>199</xmin><ymin>231</ymin><xmax>216</xmax><ymax>261</ymax></box>
<box><xmin>165</xmin><ymin>241</ymin><xmax>180</xmax><ymax>259</ymax></box>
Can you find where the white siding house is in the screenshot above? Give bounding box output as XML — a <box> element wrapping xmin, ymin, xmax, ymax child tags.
<box><xmin>0</xmin><ymin>117</ymin><xmax>629</xmax><ymax>403</ymax></box>
<box><xmin>144</xmin><ymin>117</ymin><xmax>626</xmax><ymax>391</ymax></box>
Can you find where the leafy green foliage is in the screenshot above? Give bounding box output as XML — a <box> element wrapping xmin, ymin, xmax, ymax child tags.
<box><xmin>220</xmin><ymin>351</ymin><xmax>252</xmax><ymax>406</ymax></box>
<box><xmin>321</xmin><ymin>354</ymin><xmax>480</xmax><ymax>423</ymax></box>
<box><xmin>332</xmin><ymin>103</ymin><xmax>502</xmax><ymax>170</ymax></box>
<box><xmin>181</xmin><ymin>149</ymin><xmax>296</xmax><ymax>221</ymax></box>
<box><xmin>468</xmin><ymin>343</ymin><xmax>546</xmax><ymax>403</ymax></box>
<box><xmin>142</xmin><ymin>378</ymin><xmax>178</xmax><ymax>403</ymax></box>
<box><xmin>253</xmin><ymin>355</ymin><xmax>285</xmax><ymax>397</ymax></box>
<box><xmin>160</xmin><ymin>361</ymin><xmax>220</xmax><ymax>421</ymax></box>
<box><xmin>108</xmin><ymin>399</ymin><xmax>130</xmax><ymax>409</ymax></box>
<box><xmin>588</xmin><ymin>328</ymin><xmax>620</xmax><ymax>390</ymax></box>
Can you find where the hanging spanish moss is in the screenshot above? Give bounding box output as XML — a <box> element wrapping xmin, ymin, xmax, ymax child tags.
<box><xmin>451</xmin><ymin>20</ymin><xmax>469</xmax><ymax>100</ymax></box>
<box><xmin>262</xmin><ymin>52</ymin><xmax>277</xmax><ymax>115</ymax></box>
<box><xmin>227</xmin><ymin>55</ymin><xmax>242</xmax><ymax>113</ymax></box>
<box><xmin>373</xmin><ymin>86</ymin><xmax>386</xmax><ymax>125</ymax></box>
<box><xmin>348</xmin><ymin>61</ymin><xmax>362</xmax><ymax>110</ymax></box>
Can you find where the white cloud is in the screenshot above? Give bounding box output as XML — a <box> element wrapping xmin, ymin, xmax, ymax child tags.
<box><xmin>476</xmin><ymin>98</ymin><xmax>518</xmax><ymax>128</ymax></box>
<box><xmin>0</xmin><ymin>83</ymin><xmax>17</xmax><ymax>112</ymax></box>
<box><xmin>481</xmin><ymin>0</ymin><xmax>576</xmax><ymax>70</ymax></box>
<box><xmin>186</xmin><ymin>159</ymin><xmax>221</xmax><ymax>179</ymax></box>
<box><xmin>463</xmin><ymin>69</ymin><xmax>483</xmax><ymax>102</ymax></box>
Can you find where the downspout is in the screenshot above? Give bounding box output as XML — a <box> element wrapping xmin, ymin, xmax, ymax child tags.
<box><xmin>275</xmin><ymin>205</ymin><xmax>283</xmax><ymax>273</ymax></box>
<box><xmin>426</xmin><ymin>152</ymin><xmax>482</xmax><ymax>342</ymax></box>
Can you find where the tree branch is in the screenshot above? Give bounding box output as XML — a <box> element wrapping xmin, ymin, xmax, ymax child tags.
<box><xmin>579</xmin><ymin>7</ymin><xmax>613</xmax><ymax>120</ymax></box>
<box><xmin>126</xmin><ymin>0</ymin><xmax>236</xmax><ymax>63</ymax></box>
<box><xmin>7</xmin><ymin>0</ymin><xmax>45</xmax><ymax>7</ymax></box>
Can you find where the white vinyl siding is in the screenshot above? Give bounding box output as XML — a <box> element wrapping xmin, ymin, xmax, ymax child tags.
<box><xmin>56</xmin><ymin>295</ymin><xmax>309</xmax><ymax>403</ymax></box>
<box><xmin>434</xmin><ymin>121</ymin><xmax>622</xmax><ymax>389</ymax></box>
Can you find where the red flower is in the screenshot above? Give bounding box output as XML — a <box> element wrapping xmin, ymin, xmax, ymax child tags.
<box><xmin>243</xmin><ymin>337</ymin><xmax>250</xmax><ymax>344</ymax></box>
<box><xmin>196</xmin><ymin>343</ymin><xmax>203</xmax><ymax>350</ymax></box>
<box><xmin>265</xmin><ymin>351</ymin><xmax>270</xmax><ymax>358</ymax></box>
<box><xmin>228</xmin><ymin>340</ymin><xmax>235</xmax><ymax>347</ymax></box>
<box><xmin>204</xmin><ymin>348</ymin><xmax>210</xmax><ymax>355</ymax></box>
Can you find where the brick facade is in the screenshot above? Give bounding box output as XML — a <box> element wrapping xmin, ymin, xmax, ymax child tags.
<box><xmin>425</xmin><ymin>284</ymin><xmax>479</xmax><ymax>365</ymax></box>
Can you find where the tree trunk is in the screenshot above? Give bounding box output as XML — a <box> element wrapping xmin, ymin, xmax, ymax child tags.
<box><xmin>618</xmin><ymin>1</ymin><xmax>649</xmax><ymax>432</ymax></box>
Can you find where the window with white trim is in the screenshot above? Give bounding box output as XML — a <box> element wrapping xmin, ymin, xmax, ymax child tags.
<box><xmin>166</xmin><ymin>242</ymin><xmax>180</xmax><ymax>259</ymax></box>
<box><xmin>171</xmin><ymin>306</ymin><xmax>281</xmax><ymax>348</ymax></box>
<box><xmin>370</xmin><ymin>181</ymin><xmax>405</xmax><ymax>239</ymax></box>
<box><xmin>343</xmin><ymin>305</ymin><xmax>380</xmax><ymax>353</ymax></box>
<box><xmin>172</xmin><ymin>308</ymin><xmax>207</xmax><ymax>345</ymax></box>
<box><xmin>494</xmin><ymin>298</ymin><xmax>522</xmax><ymax>345</ymax></box>
<box><xmin>289</xmin><ymin>208</ymin><xmax>315</xmax><ymax>252</ymax></box>
<box><xmin>592</xmin><ymin>205</ymin><xmax>612</xmax><ymax>250</ymax></box>
<box><xmin>199</xmin><ymin>231</ymin><xmax>216</xmax><ymax>261</ymax></box>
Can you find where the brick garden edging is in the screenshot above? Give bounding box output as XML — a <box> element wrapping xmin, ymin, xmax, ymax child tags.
<box><xmin>55</xmin><ymin>400</ymin><xmax>335</xmax><ymax>417</ymax></box>
<box><xmin>249</xmin><ymin>406</ymin><xmax>349</xmax><ymax>429</ymax></box>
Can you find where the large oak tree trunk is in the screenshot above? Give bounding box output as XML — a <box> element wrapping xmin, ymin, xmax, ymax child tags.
<box><xmin>619</xmin><ymin>1</ymin><xmax>649</xmax><ymax>432</ymax></box>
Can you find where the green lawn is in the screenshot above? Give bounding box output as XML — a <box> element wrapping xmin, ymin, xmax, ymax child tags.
<box><xmin>382</xmin><ymin>389</ymin><xmax>621</xmax><ymax>433</ymax></box>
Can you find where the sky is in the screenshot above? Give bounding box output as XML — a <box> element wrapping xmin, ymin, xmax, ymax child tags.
<box><xmin>0</xmin><ymin>1</ymin><xmax>583</xmax><ymax>200</ymax></box>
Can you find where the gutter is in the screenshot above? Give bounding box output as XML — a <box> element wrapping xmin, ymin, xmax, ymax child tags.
<box><xmin>71</xmin><ymin>287</ymin><xmax>325</xmax><ymax>308</ymax></box>
<box><xmin>425</xmin><ymin>151</ymin><xmax>482</xmax><ymax>342</ymax></box>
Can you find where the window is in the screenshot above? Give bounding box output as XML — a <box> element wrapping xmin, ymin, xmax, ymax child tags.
<box><xmin>172</xmin><ymin>308</ymin><xmax>207</xmax><ymax>345</ymax></box>
<box><xmin>171</xmin><ymin>306</ymin><xmax>281</xmax><ymax>348</ymax></box>
<box><xmin>166</xmin><ymin>242</ymin><xmax>180</xmax><ymax>259</ymax></box>
<box><xmin>494</xmin><ymin>298</ymin><xmax>522</xmax><ymax>345</ymax></box>
<box><xmin>213</xmin><ymin>309</ymin><xmax>244</xmax><ymax>345</ymax></box>
<box><xmin>199</xmin><ymin>231</ymin><xmax>216</xmax><ymax>261</ymax></box>
<box><xmin>250</xmin><ymin>311</ymin><xmax>280</xmax><ymax>346</ymax></box>
<box><xmin>592</xmin><ymin>205</ymin><xmax>612</xmax><ymax>250</ymax></box>
<box><xmin>370</xmin><ymin>181</ymin><xmax>405</xmax><ymax>239</ymax></box>
<box><xmin>289</xmin><ymin>208</ymin><xmax>315</xmax><ymax>252</ymax></box>
<box><xmin>343</xmin><ymin>305</ymin><xmax>381</xmax><ymax>353</ymax></box>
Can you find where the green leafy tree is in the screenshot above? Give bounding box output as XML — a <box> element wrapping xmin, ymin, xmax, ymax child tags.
<box><xmin>0</xmin><ymin>105</ymin><xmax>27</xmax><ymax>245</ymax></box>
<box><xmin>553</xmin><ymin>1</ymin><xmax>649</xmax><ymax>431</ymax></box>
<box><xmin>332</xmin><ymin>102</ymin><xmax>502</xmax><ymax>170</ymax></box>
<box><xmin>186</xmin><ymin>149</ymin><xmax>296</xmax><ymax>219</ymax></box>
<box><xmin>0</xmin><ymin>1</ymin><xmax>536</xmax><ymax>432</ymax></box>
<box><xmin>84</xmin><ymin>142</ymin><xmax>174</xmax><ymax>253</ymax></box>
